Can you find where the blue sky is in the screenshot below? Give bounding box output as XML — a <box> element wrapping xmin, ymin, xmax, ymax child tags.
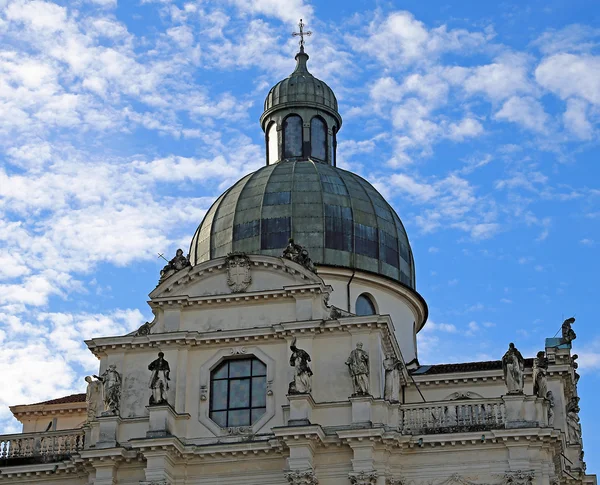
<box><xmin>0</xmin><ymin>0</ymin><xmax>598</xmax><ymax>469</ymax></box>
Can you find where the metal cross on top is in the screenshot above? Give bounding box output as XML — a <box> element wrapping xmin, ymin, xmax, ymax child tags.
<box><xmin>292</xmin><ymin>19</ymin><xmax>312</xmax><ymax>52</ymax></box>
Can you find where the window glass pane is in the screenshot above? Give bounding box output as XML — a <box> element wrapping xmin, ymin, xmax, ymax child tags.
<box><xmin>210</xmin><ymin>411</ymin><xmax>227</xmax><ymax>428</ymax></box>
<box><xmin>252</xmin><ymin>359</ymin><xmax>267</xmax><ymax>376</ymax></box>
<box><xmin>229</xmin><ymin>359</ymin><xmax>251</xmax><ymax>378</ymax></box>
<box><xmin>311</xmin><ymin>117</ymin><xmax>326</xmax><ymax>160</ymax></box>
<box><xmin>284</xmin><ymin>115</ymin><xmax>303</xmax><ymax>158</ymax></box>
<box><xmin>212</xmin><ymin>361</ymin><xmax>228</xmax><ymax>380</ymax></box>
<box><xmin>251</xmin><ymin>408</ymin><xmax>266</xmax><ymax>424</ymax></box>
<box><xmin>211</xmin><ymin>380</ymin><xmax>229</xmax><ymax>410</ymax></box>
<box><xmin>251</xmin><ymin>377</ymin><xmax>267</xmax><ymax>407</ymax></box>
<box><xmin>268</xmin><ymin>123</ymin><xmax>278</xmax><ymax>165</ymax></box>
<box><xmin>356</xmin><ymin>294</ymin><xmax>376</xmax><ymax>316</ymax></box>
<box><xmin>229</xmin><ymin>379</ymin><xmax>250</xmax><ymax>408</ymax></box>
<box><xmin>228</xmin><ymin>409</ymin><xmax>250</xmax><ymax>427</ymax></box>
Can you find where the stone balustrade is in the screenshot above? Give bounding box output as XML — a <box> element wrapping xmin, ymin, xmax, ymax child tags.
<box><xmin>0</xmin><ymin>428</ymin><xmax>85</xmax><ymax>464</ymax></box>
<box><xmin>401</xmin><ymin>398</ymin><xmax>506</xmax><ymax>434</ymax></box>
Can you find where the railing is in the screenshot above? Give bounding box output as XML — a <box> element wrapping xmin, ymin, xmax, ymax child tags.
<box><xmin>401</xmin><ymin>398</ymin><xmax>506</xmax><ymax>434</ymax></box>
<box><xmin>0</xmin><ymin>428</ymin><xmax>85</xmax><ymax>464</ymax></box>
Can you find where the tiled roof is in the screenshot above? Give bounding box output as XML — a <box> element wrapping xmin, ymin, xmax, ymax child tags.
<box><xmin>30</xmin><ymin>393</ymin><xmax>86</xmax><ymax>406</ymax></box>
<box><xmin>412</xmin><ymin>358</ymin><xmax>534</xmax><ymax>375</ymax></box>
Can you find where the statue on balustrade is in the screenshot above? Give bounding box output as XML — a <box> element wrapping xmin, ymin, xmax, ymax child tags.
<box><xmin>159</xmin><ymin>248</ymin><xmax>191</xmax><ymax>283</ymax></box>
<box><xmin>566</xmin><ymin>396</ymin><xmax>582</xmax><ymax>445</ymax></box>
<box><xmin>94</xmin><ymin>364</ymin><xmax>122</xmax><ymax>415</ymax></box>
<box><xmin>533</xmin><ymin>350</ymin><xmax>548</xmax><ymax>399</ymax></box>
<box><xmin>383</xmin><ymin>354</ymin><xmax>402</xmax><ymax>402</ymax></box>
<box><xmin>562</xmin><ymin>317</ymin><xmax>576</xmax><ymax>344</ymax></box>
<box><xmin>288</xmin><ymin>337</ymin><xmax>313</xmax><ymax>394</ymax></box>
<box><xmin>346</xmin><ymin>342</ymin><xmax>370</xmax><ymax>396</ymax></box>
<box><xmin>282</xmin><ymin>238</ymin><xmax>315</xmax><ymax>272</ymax></box>
<box><xmin>148</xmin><ymin>352</ymin><xmax>171</xmax><ymax>405</ymax></box>
<box><xmin>84</xmin><ymin>376</ymin><xmax>102</xmax><ymax>422</ymax></box>
<box><xmin>502</xmin><ymin>342</ymin><xmax>524</xmax><ymax>394</ymax></box>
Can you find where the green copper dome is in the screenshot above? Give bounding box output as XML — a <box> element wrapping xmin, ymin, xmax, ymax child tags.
<box><xmin>189</xmin><ymin>160</ymin><xmax>415</xmax><ymax>288</ymax></box>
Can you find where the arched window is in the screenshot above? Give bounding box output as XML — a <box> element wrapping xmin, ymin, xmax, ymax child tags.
<box><xmin>356</xmin><ymin>293</ymin><xmax>377</xmax><ymax>316</ymax></box>
<box><xmin>283</xmin><ymin>115</ymin><xmax>303</xmax><ymax>158</ymax></box>
<box><xmin>210</xmin><ymin>357</ymin><xmax>267</xmax><ymax>428</ymax></box>
<box><xmin>310</xmin><ymin>117</ymin><xmax>327</xmax><ymax>161</ymax></box>
<box><xmin>267</xmin><ymin>122</ymin><xmax>278</xmax><ymax>165</ymax></box>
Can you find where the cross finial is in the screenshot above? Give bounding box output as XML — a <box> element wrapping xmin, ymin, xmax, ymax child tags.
<box><xmin>292</xmin><ymin>18</ymin><xmax>312</xmax><ymax>53</ymax></box>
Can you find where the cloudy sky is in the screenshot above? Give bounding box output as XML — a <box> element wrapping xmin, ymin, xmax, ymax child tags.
<box><xmin>0</xmin><ymin>0</ymin><xmax>599</xmax><ymax>467</ymax></box>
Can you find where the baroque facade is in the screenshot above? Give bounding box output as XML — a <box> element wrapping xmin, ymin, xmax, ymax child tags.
<box><xmin>0</xmin><ymin>30</ymin><xmax>595</xmax><ymax>485</ymax></box>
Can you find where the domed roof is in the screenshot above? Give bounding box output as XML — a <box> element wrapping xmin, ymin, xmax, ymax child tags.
<box><xmin>189</xmin><ymin>160</ymin><xmax>415</xmax><ymax>288</ymax></box>
<box><xmin>260</xmin><ymin>51</ymin><xmax>342</xmax><ymax>130</ymax></box>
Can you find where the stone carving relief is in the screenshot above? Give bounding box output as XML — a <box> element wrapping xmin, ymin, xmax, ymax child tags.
<box><xmin>134</xmin><ymin>321</ymin><xmax>152</xmax><ymax>336</ymax></box>
<box><xmin>346</xmin><ymin>343</ymin><xmax>370</xmax><ymax>396</ymax></box>
<box><xmin>226</xmin><ymin>252</ymin><xmax>252</xmax><ymax>293</ymax></box>
<box><xmin>282</xmin><ymin>238</ymin><xmax>316</xmax><ymax>272</ymax></box>
<box><xmin>140</xmin><ymin>481</ymin><xmax>170</xmax><ymax>485</ymax></box>
<box><xmin>94</xmin><ymin>365</ymin><xmax>122</xmax><ymax>415</ymax></box>
<box><xmin>159</xmin><ymin>248</ymin><xmax>191</xmax><ymax>284</ymax></box>
<box><xmin>227</xmin><ymin>426</ymin><xmax>253</xmax><ymax>435</ymax></box>
<box><xmin>390</xmin><ymin>474</ymin><xmax>508</xmax><ymax>485</ymax></box>
<box><xmin>547</xmin><ymin>390</ymin><xmax>555</xmax><ymax>427</ymax></box>
<box><xmin>566</xmin><ymin>396</ymin><xmax>582</xmax><ymax>445</ymax></box>
<box><xmin>387</xmin><ymin>479</ymin><xmax>405</xmax><ymax>485</ymax></box>
<box><xmin>284</xmin><ymin>469</ymin><xmax>318</xmax><ymax>485</ymax></box>
<box><xmin>561</xmin><ymin>317</ymin><xmax>576</xmax><ymax>344</ymax></box>
<box><xmin>289</xmin><ymin>337</ymin><xmax>313</xmax><ymax>394</ymax></box>
<box><xmin>504</xmin><ymin>470</ymin><xmax>534</xmax><ymax>485</ymax></box>
<box><xmin>533</xmin><ymin>350</ymin><xmax>548</xmax><ymax>399</ymax></box>
<box><xmin>229</xmin><ymin>346</ymin><xmax>247</xmax><ymax>355</ymax></box>
<box><xmin>200</xmin><ymin>385</ymin><xmax>208</xmax><ymax>401</ymax></box>
<box><xmin>84</xmin><ymin>376</ymin><xmax>102</xmax><ymax>422</ymax></box>
<box><xmin>349</xmin><ymin>471</ymin><xmax>378</xmax><ymax>485</ymax></box>
<box><xmin>502</xmin><ymin>343</ymin><xmax>524</xmax><ymax>394</ymax></box>
<box><xmin>148</xmin><ymin>352</ymin><xmax>170</xmax><ymax>405</ymax></box>
<box><xmin>383</xmin><ymin>354</ymin><xmax>402</xmax><ymax>402</ymax></box>
<box><xmin>444</xmin><ymin>391</ymin><xmax>484</xmax><ymax>400</ymax></box>
<box><xmin>572</xmin><ymin>354</ymin><xmax>580</xmax><ymax>386</ymax></box>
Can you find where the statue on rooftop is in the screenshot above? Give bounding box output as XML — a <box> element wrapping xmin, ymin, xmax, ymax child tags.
<box><xmin>533</xmin><ymin>350</ymin><xmax>548</xmax><ymax>399</ymax></box>
<box><xmin>282</xmin><ymin>238</ymin><xmax>315</xmax><ymax>272</ymax></box>
<box><xmin>502</xmin><ymin>342</ymin><xmax>524</xmax><ymax>394</ymax></box>
<box><xmin>288</xmin><ymin>337</ymin><xmax>313</xmax><ymax>394</ymax></box>
<box><xmin>94</xmin><ymin>365</ymin><xmax>122</xmax><ymax>415</ymax></box>
<box><xmin>84</xmin><ymin>376</ymin><xmax>102</xmax><ymax>422</ymax></box>
<box><xmin>159</xmin><ymin>248</ymin><xmax>191</xmax><ymax>283</ymax></box>
<box><xmin>148</xmin><ymin>352</ymin><xmax>171</xmax><ymax>405</ymax></box>
<box><xmin>346</xmin><ymin>342</ymin><xmax>370</xmax><ymax>396</ymax></box>
<box><xmin>383</xmin><ymin>354</ymin><xmax>402</xmax><ymax>402</ymax></box>
<box><xmin>562</xmin><ymin>317</ymin><xmax>576</xmax><ymax>344</ymax></box>
<box><xmin>546</xmin><ymin>391</ymin><xmax>555</xmax><ymax>427</ymax></box>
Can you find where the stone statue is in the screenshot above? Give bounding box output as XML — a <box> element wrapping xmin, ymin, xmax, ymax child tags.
<box><xmin>148</xmin><ymin>352</ymin><xmax>171</xmax><ymax>405</ymax></box>
<box><xmin>282</xmin><ymin>238</ymin><xmax>315</xmax><ymax>272</ymax></box>
<box><xmin>502</xmin><ymin>343</ymin><xmax>524</xmax><ymax>394</ymax></box>
<box><xmin>159</xmin><ymin>248</ymin><xmax>191</xmax><ymax>283</ymax></box>
<box><xmin>346</xmin><ymin>342</ymin><xmax>370</xmax><ymax>396</ymax></box>
<box><xmin>94</xmin><ymin>365</ymin><xmax>122</xmax><ymax>415</ymax></box>
<box><xmin>383</xmin><ymin>354</ymin><xmax>402</xmax><ymax>402</ymax></box>
<box><xmin>533</xmin><ymin>350</ymin><xmax>548</xmax><ymax>399</ymax></box>
<box><xmin>84</xmin><ymin>376</ymin><xmax>102</xmax><ymax>422</ymax></box>
<box><xmin>562</xmin><ymin>317</ymin><xmax>576</xmax><ymax>344</ymax></box>
<box><xmin>546</xmin><ymin>391</ymin><xmax>555</xmax><ymax>427</ymax></box>
<box><xmin>288</xmin><ymin>337</ymin><xmax>313</xmax><ymax>394</ymax></box>
<box><xmin>566</xmin><ymin>396</ymin><xmax>582</xmax><ymax>444</ymax></box>
<box><xmin>572</xmin><ymin>354</ymin><xmax>580</xmax><ymax>386</ymax></box>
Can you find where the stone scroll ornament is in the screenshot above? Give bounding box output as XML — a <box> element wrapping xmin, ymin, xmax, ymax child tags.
<box><xmin>225</xmin><ymin>252</ymin><xmax>252</xmax><ymax>292</ymax></box>
<box><xmin>532</xmin><ymin>350</ymin><xmax>548</xmax><ymax>399</ymax></box>
<box><xmin>501</xmin><ymin>342</ymin><xmax>524</xmax><ymax>394</ymax></box>
<box><xmin>288</xmin><ymin>337</ymin><xmax>313</xmax><ymax>394</ymax></box>
<box><xmin>346</xmin><ymin>343</ymin><xmax>370</xmax><ymax>396</ymax></box>
<box><xmin>159</xmin><ymin>248</ymin><xmax>191</xmax><ymax>284</ymax></box>
<box><xmin>94</xmin><ymin>365</ymin><xmax>122</xmax><ymax>415</ymax></box>
<box><xmin>282</xmin><ymin>238</ymin><xmax>316</xmax><ymax>272</ymax></box>
<box><xmin>148</xmin><ymin>352</ymin><xmax>171</xmax><ymax>405</ymax></box>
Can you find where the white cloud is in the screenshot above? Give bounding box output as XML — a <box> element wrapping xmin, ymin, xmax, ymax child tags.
<box><xmin>563</xmin><ymin>98</ymin><xmax>594</xmax><ymax>140</ymax></box>
<box><xmin>228</xmin><ymin>0</ymin><xmax>313</xmax><ymax>24</ymax></box>
<box><xmin>494</xmin><ymin>96</ymin><xmax>549</xmax><ymax>132</ymax></box>
<box><xmin>447</xmin><ymin>117</ymin><xmax>484</xmax><ymax>141</ymax></box>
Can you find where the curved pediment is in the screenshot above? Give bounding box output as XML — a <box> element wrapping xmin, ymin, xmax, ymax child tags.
<box><xmin>149</xmin><ymin>253</ymin><xmax>326</xmax><ymax>301</ymax></box>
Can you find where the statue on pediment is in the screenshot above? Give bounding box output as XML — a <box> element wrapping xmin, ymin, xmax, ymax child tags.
<box><xmin>289</xmin><ymin>337</ymin><xmax>313</xmax><ymax>394</ymax></box>
<box><xmin>159</xmin><ymin>248</ymin><xmax>191</xmax><ymax>283</ymax></box>
<box><xmin>383</xmin><ymin>354</ymin><xmax>402</xmax><ymax>402</ymax></box>
<box><xmin>533</xmin><ymin>351</ymin><xmax>548</xmax><ymax>399</ymax></box>
<box><xmin>94</xmin><ymin>365</ymin><xmax>122</xmax><ymax>415</ymax></box>
<box><xmin>84</xmin><ymin>376</ymin><xmax>102</xmax><ymax>422</ymax></box>
<box><xmin>562</xmin><ymin>317</ymin><xmax>576</xmax><ymax>344</ymax></box>
<box><xmin>346</xmin><ymin>342</ymin><xmax>370</xmax><ymax>396</ymax></box>
<box><xmin>148</xmin><ymin>352</ymin><xmax>171</xmax><ymax>405</ymax></box>
<box><xmin>502</xmin><ymin>342</ymin><xmax>524</xmax><ymax>394</ymax></box>
<box><xmin>282</xmin><ymin>238</ymin><xmax>315</xmax><ymax>272</ymax></box>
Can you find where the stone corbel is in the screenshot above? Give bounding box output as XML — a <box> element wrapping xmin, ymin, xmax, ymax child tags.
<box><xmin>285</xmin><ymin>469</ymin><xmax>319</xmax><ymax>485</ymax></box>
<box><xmin>349</xmin><ymin>470</ymin><xmax>378</xmax><ymax>485</ymax></box>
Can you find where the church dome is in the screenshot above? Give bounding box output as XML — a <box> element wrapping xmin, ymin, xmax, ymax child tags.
<box><xmin>189</xmin><ymin>160</ymin><xmax>416</xmax><ymax>288</ymax></box>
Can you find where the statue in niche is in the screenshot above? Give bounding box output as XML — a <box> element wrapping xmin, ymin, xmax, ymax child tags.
<box><xmin>94</xmin><ymin>365</ymin><xmax>122</xmax><ymax>415</ymax></box>
<box><xmin>546</xmin><ymin>391</ymin><xmax>555</xmax><ymax>427</ymax></box>
<box><xmin>282</xmin><ymin>238</ymin><xmax>315</xmax><ymax>272</ymax></box>
<box><xmin>572</xmin><ymin>354</ymin><xmax>580</xmax><ymax>386</ymax></box>
<box><xmin>566</xmin><ymin>396</ymin><xmax>582</xmax><ymax>444</ymax></box>
<box><xmin>288</xmin><ymin>337</ymin><xmax>313</xmax><ymax>394</ymax></box>
<box><xmin>84</xmin><ymin>376</ymin><xmax>102</xmax><ymax>422</ymax></box>
<box><xmin>533</xmin><ymin>350</ymin><xmax>548</xmax><ymax>399</ymax></box>
<box><xmin>502</xmin><ymin>342</ymin><xmax>524</xmax><ymax>394</ymax></box>
<box><xmin>159</xmin><ymin>248</ymin><xmax>191</xmax><ymax>283</ymax></box>
<box><xmin>346</xmin><ymin>342</ymin><xmax>370</xmax><ymax>396</ymax></box>
<box><xmin>383</xmin><ymin>354</ymin><xmax>402</xmax><ymax>402</ymax></box>
<box><xmin>148</xmin><ymin>352</ymin><xmax>171</xmax><ymax>405</ymax></box>
<box><xmin>562</xmin><ymin>317</ymin><xmax>576</xmax><ymax>344</ymax></box>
